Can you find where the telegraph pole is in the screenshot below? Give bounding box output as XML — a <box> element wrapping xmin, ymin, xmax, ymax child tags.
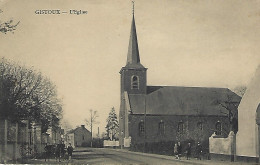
<box><xmin>143</xmin><ymin>95</ymin><xmax>147</xmax><ymax>153</ymax></box>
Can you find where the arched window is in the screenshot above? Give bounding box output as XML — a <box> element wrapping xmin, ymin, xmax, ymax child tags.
<box><xmin>158</xmin><ymin>121</ymin><xmax>165</xmax><ymax>135</ymax></box>
<box><xmin>197</xmin><ymin>122</ymin><xmax>203</xmax><ymax>131</ymax></box>
<box><xmin>215</xmin><ymin>121</ymin><xmax>222</xmax><ymax>135</ymax></box>
<box><xmin>139</xmin><ymin>121</ymin><xmax>145</xmax><ymax>136</ymax></box>
<box><xmin>177</xmin><ymin>122</ymin><xmax>184</xmax><ymax>133</ymax></box>
<box><xmin>131</xmin><ymin>75</ymin><xmax>139</xmax><ymax>89</ymax></box>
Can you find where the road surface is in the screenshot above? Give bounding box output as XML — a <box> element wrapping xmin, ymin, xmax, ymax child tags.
<box><xmin>72</xmin><ymin>148</ymin><xmax>192</xmax><ymax>164</ymax></box>
<box><xmin>27</xmin><ymin>148</ymin><xmax>243</xmax><ymax>164</ymax></box>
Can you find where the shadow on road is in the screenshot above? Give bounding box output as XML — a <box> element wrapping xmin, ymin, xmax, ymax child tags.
<box><xmin>74</xmin><ymin>149</ymin><xmax>93</xmax><ymax>152</ymax></box>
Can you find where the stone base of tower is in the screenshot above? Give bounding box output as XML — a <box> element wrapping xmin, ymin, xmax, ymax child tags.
<box><xmin>124</xmin><ymin>137</ymin><xmax>131</xmax><ymax>147</ymax></box>
<box><xmin>119</xmin><ymin>137</ymin><xmax>131</xmax><ymax>148</ymax></box>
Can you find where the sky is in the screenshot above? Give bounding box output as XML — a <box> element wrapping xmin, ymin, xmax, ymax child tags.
<box><xmin>1</xmin><ymin>0</ymin><xmax>260</xmax><ymax>135</ymax></box>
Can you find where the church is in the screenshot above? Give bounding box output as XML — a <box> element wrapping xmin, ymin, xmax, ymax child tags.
<box><xmin>119</xmin><ymin>11</ymin><xmax>241</xmax><ymax>154</ymax></box>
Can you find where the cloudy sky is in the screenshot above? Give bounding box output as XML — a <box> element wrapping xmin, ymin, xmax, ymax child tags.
<box><xmin>1</xmin><ymin>0</ymin><xmax>260</xmax><ymax>135</ymax></box>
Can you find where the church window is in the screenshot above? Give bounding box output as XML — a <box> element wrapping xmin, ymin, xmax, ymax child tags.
<box><xmin>177</xmin><ymin>122</ymin><xmax>184</xmax><ymax>133</ymax></box>
<box><xmin>139</xmin><ymin>121</ymin><xmax>145</xmax><ymax>136</ymax></box>
<box><xmin>215</xmin><ymin>121</ymin><xmax>222</xmax><ymax>135</ymax></box>
<box><xmin>131</xmin><ymin>75</ymin><xmax>139</xmax><ymax>89</ymax></box>
<box><xmin>158</xmin><ymin>121</ymin><xmax>165</xmax><ymax>135</ymax></box>
<box><xmin>82</xmin><ymin>135</ymin><xmax>84</xmax><ymax>140</ymax></box>
<box><xmin>197</xmin><ymin>122</ymin><xmax>203</xmax><ymax>131</ymax></box>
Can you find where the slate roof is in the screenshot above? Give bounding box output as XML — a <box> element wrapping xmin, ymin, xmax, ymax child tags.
<box><xmin>128</xmin><ymin>86</ymin><xmax>241</xmax><ymax>116</ymax></box>
<box><xmin>125</xmin><ymin>15</ymin><xmax>144</xmax><ymax>69</ymax></box>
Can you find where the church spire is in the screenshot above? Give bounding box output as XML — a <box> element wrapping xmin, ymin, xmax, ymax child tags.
<box><xmin>126</xmin><ymin>1</ymin><xmax>144</xmax><ymax>68</ymax></box>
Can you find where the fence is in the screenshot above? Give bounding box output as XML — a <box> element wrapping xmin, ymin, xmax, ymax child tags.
<box><xmin>104</xmin><ymin>140</ymin><xmax>119</xmax><ymax>148</ymax></box>
<box><xmin>0</xmin><ymin>119</ymin><xmax>46</xmax><ymax>163</ymax></box>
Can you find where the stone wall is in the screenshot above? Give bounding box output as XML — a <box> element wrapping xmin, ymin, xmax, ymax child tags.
<box><xmin>209</xmin><ymin>131</ymin><xmax>235</xmax><ymax>155</ymax></box>
<box><xmin>209</xmin><ymin>131</ymin><xmax>236</xmax><ymax>162</ymax></box>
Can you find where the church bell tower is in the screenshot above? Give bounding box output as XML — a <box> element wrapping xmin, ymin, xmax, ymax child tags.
<box><xmin>119</xmin><ymin>3</ymin><xmax>147</xmax><ymax>147</ymax></box>
<box><xmin>119</xmin><ymin>12</ymin><xmax>147</xmax><ymax>95</ymax></box>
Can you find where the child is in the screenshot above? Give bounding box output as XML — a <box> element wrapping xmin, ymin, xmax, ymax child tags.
<box><xmin>174</xmin><ymin>143</ymin><xmax>178</xmax><ymax>159</ymax></box>
<box><xmin>67</xmin><ymin>143</ymin><xmax>74</xmax><ymax>162</ymax></box>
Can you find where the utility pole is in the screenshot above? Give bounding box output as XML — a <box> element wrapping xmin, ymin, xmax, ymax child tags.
<box><xmin>144</xmin><ymin>95</ymin><xmax>147</xmax><ymax>153</ymax></box>
<box><xmin>91</xmin><ymin>110</ymin><xmax>93</xmax><ymax>147</ymax></box>
<box><xmin>98</xmin><ymin>127</ymin><xmax>100</xmax><ymax>138</ymax></box>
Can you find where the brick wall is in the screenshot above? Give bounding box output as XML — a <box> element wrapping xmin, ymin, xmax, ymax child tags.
<box><xmin>129</xmin><ymin>114</ymin><xmax>230</xmax><ymax>153</ymax></box>
<box><xmin>120</xmin><ymin>68</ymin><xmax>147</xmax><ymax>95</ymax></box>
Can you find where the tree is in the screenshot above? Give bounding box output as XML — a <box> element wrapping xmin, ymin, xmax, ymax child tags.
<box><xmin>0</xmin><ymin>9</ymin><xmax>20</xmax><ymax>34</ymax></box>
<box><xmin>85</xmin><ymin>109</ymin><xmax>99</xmax><ymax>147</ymax></box>
<box><xmin>0</xmin><ymin>58</ymin><xmax>63</xmax><ymax>132</ymax></box>
<box><xmin>214</xmin><ymin>94</ymin><xmax>240</xmax><ymax>135</ymax></box>
<box><xmin>61</xmin><ymin>119</ymin><xmax>73</xmax><ymax>133</ymax></box>
<box><xmin>233</xmin><ymin>86</ymin><xmax>247</xmax><ymax>97</ymax></box>
<box><xmin>105</xmin><ymin>107</ymin><xmax>119</xmax><ymax>140</ymax></box>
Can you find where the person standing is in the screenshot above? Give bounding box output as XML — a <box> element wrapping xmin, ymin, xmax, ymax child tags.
<box><xmin>174</xmin><ymin>143</ymin><xmax>178</xmax><ymax>159</ymax></box>
<box><xmin>177</xmin><ymin>142</ymin><xmax>182</xmax><ymax>160</ymax></box>
<box><xmin>44</xmin><ymin>143</ymin><xmax>50</xmax><ymax>162</ymax></box>
<box><xmin>196</xmin><ymin>142</ymin><xmax>203</xmax><ymax>160</ymax></box>
<box><xmin>67</xmin><ymin>143</ymin><xmax>74</xmax><ymax>162</ymax></box>
<box><xmin>186</xmin><ymin>143</ymin><xmax>191</xmax><ymax>160</ymax></box>
<box><xmin>55</xmin><ymin>144</ymin><xmax>61</xmax><ymax>162</ymax></box>
<box><xmin>61</xmin><ymin>141</ymin><xmax>66</xmax><ymax>160</ymax></box>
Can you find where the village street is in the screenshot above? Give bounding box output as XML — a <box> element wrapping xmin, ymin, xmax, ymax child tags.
<box><xmin>26</xmin><ymin>148</ymin><xmax>245</xmax><ymax>165</ymax></box>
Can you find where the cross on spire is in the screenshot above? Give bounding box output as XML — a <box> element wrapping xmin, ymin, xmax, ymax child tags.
<box><xmin>132</xmin><ymin>1</ymin><xmax>135</xmax><ymax>15</ymax></box>
<box><xmin>125</xmin><ymin>1</ymin><xmax>144</xmax><ymax>68</ymax></box>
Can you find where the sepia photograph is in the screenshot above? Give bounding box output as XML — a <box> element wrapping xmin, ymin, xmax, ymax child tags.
<box><xmin>0</xmin><ymin>0</ymin><xmax>260</xmax><ymax>164</ymax></box>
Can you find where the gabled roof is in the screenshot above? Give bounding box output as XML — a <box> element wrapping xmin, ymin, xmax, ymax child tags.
<box><xmin>67</xmin><ymin>126</ymin><xmax>90</xmax><ymax>134</ymax></box>
<box><xmin>128</xmin><ymin>86</ymin><xmax>241</xmax><ymax>116</ymax></box>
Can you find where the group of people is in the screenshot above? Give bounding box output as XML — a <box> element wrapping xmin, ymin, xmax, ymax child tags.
<box><xmin>174</xmin><ymin>141</ymin><xmax>203</xmax><ymax>160</ymax></box>
<box><xmin>44</xmin><ymin>142</ymin><xmax>73</xmax><ymax>162</ymax></box>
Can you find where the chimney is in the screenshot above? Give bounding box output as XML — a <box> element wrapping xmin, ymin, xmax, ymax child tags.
<box><xmin>81</xmin><ymin>125</ymin><xmax>85</xmax><ymax>128</ymax></box>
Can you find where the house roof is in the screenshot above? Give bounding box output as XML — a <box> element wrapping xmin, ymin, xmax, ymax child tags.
<box><xmin>67</xmin><ymin>125</ymin><xmax>90</xmax><ymax>134</ymax></box>
<box><xmin>128</xmin><ymin>86</ymin><xmax>241</xmax><ymax>116</ymax></box>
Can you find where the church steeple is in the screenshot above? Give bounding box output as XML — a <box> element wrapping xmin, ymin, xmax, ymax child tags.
<box><xmin>119</xmin><ymin>2</ymin><xmax>147</xmax><ymax>95</ymax></box>
<box><xmin>125</xmin><ymin>2</ymin><xmax>144</xmax><ymax>68</ymax></box>
<box><xmin>119</xmin><ymin>1</ymin><xmax>147</xmax><ymax>148</ymax></box>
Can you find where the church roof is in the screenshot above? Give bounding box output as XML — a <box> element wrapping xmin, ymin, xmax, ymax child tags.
<box><xmin>125</xmin><ymin>15</ymin><xmax>144</xmax><ymax>69</ymax></box>
<box><xmin>128</xmin><ymin>86</ymin><xmax>241</xmax><ymax>116</ymax></box>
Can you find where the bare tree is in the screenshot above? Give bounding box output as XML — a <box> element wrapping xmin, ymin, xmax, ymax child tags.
<box><xmin>214</xmin><ymin>94</ymin><xmax>240</xmax><ymax>135</ymax></box>
<box><xmin>85</xmin><ymin>109</ymin><xmax>99</xmax><ymax>147</ymax></box>
<box><xmin>0</xmin><ymin>9</ymin><xmax>20</xmax><ymax>34</ymax></box>
<box><xmin>233</xmin><ymin>86</ymin><xmax>247</xmax><ymax>97</ymax></box>
<box><xmin>61</xmin><ymin>119</ymin><xmax>73</xmax><ymax>133</ymax></box>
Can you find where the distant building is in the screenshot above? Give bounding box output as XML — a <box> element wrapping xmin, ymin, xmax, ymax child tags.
<box><xmin>65</xmin><ymin>125</ymin><xmax>91</xmax><ymax>147</ymax></box>
<box><xmin>119</xmin><ymin>13</ymin><xmax>241</xmax><ymax>151</ymax></box>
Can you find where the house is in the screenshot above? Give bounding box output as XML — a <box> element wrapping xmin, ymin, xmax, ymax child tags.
<box><xmin>65</xmin><ymin>125</ymin><xmax>91</xmax><ymax>147</ymax></box>
<box><xmin>119</xmin><ymin>12</ymin><xmax>241</xmax><ymax>153</ymax></box>
<box><xmin>236</xmin><ymin>66</ymin><xmax>260</xmax><ymax>162</ymax></box>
